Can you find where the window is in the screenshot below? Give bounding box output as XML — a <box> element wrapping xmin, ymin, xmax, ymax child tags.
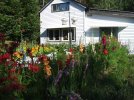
<box><xmin>48</xmin><ymin>29</ymin><xmax>60</xmax><ymax>41</ymax></box>
<box><xmin>61</xmin><ymin>28</ymin><xmax>75</xmax><ymax>41</ymax></box>
<box><xmin>52</xmin><ymin>2</ymin><xmax>69</xmax><ymax>12</ymax></box>
<box><xmin>47</xmin><ymin>28</ymin><xmax>76</xmax><ymax>41</ymax></box>
<box><xmin>62</xmin><ymin>29</ymin><xmax>69</xmax><ymax>40</ymax></box>
<box><xmin>100</xmin><ymin>27</ymin><xmax>118</xmax><ymax>38</ymax></box>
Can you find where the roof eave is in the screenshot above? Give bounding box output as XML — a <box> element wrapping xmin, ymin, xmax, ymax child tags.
<box><xmin>86</xmin><ymin>8</ymin><xmax>134</xmax><ymax>18</ymax></box>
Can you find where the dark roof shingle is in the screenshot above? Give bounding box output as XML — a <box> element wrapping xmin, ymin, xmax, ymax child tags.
<box><xmin>87</xmin><ymin>8</ymin><xmax>134</xmax><ymax>18</ymax></box>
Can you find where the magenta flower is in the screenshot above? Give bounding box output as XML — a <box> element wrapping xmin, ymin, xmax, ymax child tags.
<box><xmin>102</xmin><ymin>35</ymin><xmax>106</xmax><ymax>46</ymax></box>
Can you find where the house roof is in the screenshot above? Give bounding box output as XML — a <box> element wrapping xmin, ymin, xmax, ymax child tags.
<box><xmin>87</xmin><ymin>8</ymin><xmax>134</xmax><ymax>18</ymax></box>
<box><xmin>40</xmin><ymin>0</ymin><xmax>86</xmax><ymax>13</ymax></box>
<box><xmin>40</xmin><ymin>0</ymin><xmax>134</xmax><ymax>18</ymax></box>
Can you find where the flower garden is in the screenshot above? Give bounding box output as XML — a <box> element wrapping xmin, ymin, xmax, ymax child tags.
<box><xmin>0</xmin><ymin>33</ymin><xmax>134</xmax><ymax>100</ymax></box>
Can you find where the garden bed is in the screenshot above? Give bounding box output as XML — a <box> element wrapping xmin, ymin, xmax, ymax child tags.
<box><xmin>0</xmin><ymin>34</ymin><xmax>134</xmax><ymax>100</ymax></box>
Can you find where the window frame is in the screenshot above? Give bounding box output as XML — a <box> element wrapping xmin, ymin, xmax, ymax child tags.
<box><xmin>47</xmin><ymin>28</ymin><xmax>76</xmax><ymax>42</ymax></box>
<box><xmin>51</xmin><ymin>2</ymin><xmax>69</xmax><ymax>12</ymax></box>
<box><xmin>61</xmin><ymin>28</ymin><xmax>76</xmax><ymax>42</ymax></box>
<box><xmin>47</xmin><ymin>29</ymin><xmax>60</xmax><ymax>41</ymax></box>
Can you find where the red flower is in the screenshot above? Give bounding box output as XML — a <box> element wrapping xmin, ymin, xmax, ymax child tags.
<box><xmin>102</xmin><ymin>35</ymin><xmax>106</xmax><ymax>45</ymax></box>
<box><xmin>12</xmin><ymin>61</ymin><xmax>18</xmax><ymax>67</ymax></box>
<box><xmin>8</xmin><ymin>76</ymin><xmax>18</xmax><ymax>81</ymax></box>
<box><xmin>27</xmin><ymin>48</ymin><xmax>31</xmax><ymax>54</ymax></box>
<box><xmin>8</xmin><ymin>68</ymin><xmax>16</xmax><ymax>74</ymax></box>
<box><xmin>0</xmin><ymin>77</ymin><xmax>7</xmax><ymax>84</ymax></box>
<box><xmin>2</xmin><ymin>82</ymin><xmax>24</xmax><ymax>93</ymax></box>
<box><xmin>38</xmin><ymin>55</ymin><xmax>47</xmax><ymax>62</ymax></box>
<box><xmin>66</xmin><ymin>59</ymin><xmax>71</xmax><ymax>66</ymax></box>
<box><xmin>2</xmin><ymin>53</ymin><xmax>10</xmax><ymax>59</ymax></box>
<box><xmin>69</xmin><ymin>48</ymin><xmax>73</xmax><ymax>53</ymax></box>
<box><xmin>28</xmin><ymin>64</ymin><xmax>40</xmax><ymax>73</ymax></box>
<box><xmin>103</xmin><ymin>49</ymin><xmax>108</xmax><ymax>55</ymax></box>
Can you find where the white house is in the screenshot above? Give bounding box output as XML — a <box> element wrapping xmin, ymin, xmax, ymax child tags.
<box><xmin>40</xmin><ymin>0</ymin><xmax>134</xmax><ymax>53</ymax></box>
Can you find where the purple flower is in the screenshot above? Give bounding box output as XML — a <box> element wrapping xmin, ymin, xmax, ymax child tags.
<box><xmin>54</xmin><ymin>70</ymin><xmax>63</xmax><ymax>85</ymax></box>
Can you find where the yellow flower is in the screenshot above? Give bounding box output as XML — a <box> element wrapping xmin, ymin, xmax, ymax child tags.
<box><xmin>79</xmin><ymin>43</ymin><xmax>84</xmax><ymax>53</ymax></box>
<box><xmin>31</xmin><ymin>47</ymin><xmax>35</xmax><ymax>53</ymax></box>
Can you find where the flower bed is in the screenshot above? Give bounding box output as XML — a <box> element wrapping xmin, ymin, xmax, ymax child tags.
<box><xmin>0</xmin><ymin>33</ymin><xmax>134</xmax><ymax>100</ymax></box>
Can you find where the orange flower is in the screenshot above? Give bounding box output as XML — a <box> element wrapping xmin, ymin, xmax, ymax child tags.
<box><xmin>44</xmin><ymin>60</ymin><xmax>49</xmax><ymax>65</ymax></box>
<box><xmin>44</xmin><ymin>65</ymin><xmax>51</xmax><ymax>76</ymax></box>
<box><xmin>13</xmin><ymin>51</ymin><xmax>22</xmax><ymax>59</ymax></box>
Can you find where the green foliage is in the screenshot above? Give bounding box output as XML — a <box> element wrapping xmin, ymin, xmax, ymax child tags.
<box><xmin>0</xmin><ymin>0</ymin><xmax>39</xmax><ymax>41</ymax></box>
<box><xmin>83</xmin><ymin>36</ymin><xmax>132</xmax><ymax>100</ymax></box>
<box><xmin>0</xmin><ymin>35</ymin><xmax>134</xmax><ymax>99</ymax></box>
<box><xmin>76</xmin><ymin>0</ymin><xmax>134</xmax><ymax>11</ymax></box>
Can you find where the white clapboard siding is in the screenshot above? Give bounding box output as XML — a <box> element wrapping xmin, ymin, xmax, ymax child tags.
<box><xmin>40</xmin><ymin>0</ymin><xmax>85</xmax><ymax>45</ymax></box>
<box><xmin>85</xmin><ymin>15</ymin><xmax>134</xmax><ymax>51</ymax></box>
<box><xmin>40</xmin><ymin>0</ymin><xmax>134</xmax><ymax>53</ymax></box>
<box><xmin>118</xmin><ymin>25</ymin><xmax>134</xmax><ymax>53</ymax></box>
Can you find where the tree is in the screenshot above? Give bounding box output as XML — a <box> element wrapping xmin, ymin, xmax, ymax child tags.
<box><xmin>76</xmin><ymin>0</ymin><xmax>134</xmax><ymax>11</ymax></box>
<box><xmin>20</xmin><ymin>0</ymin><xmax>40</xmax><ymax>42</ymax></box>
<box><xmin>0</xmin><ymin>0</ymin><xmax>40</xmax><ymax>42</ymax></box>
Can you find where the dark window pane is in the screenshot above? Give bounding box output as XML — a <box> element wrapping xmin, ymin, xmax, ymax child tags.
<box><xmin>100</xmin><ymin>27</ymin><xmax>118</xmax><ymax>38</ymax></box>
<box><xmin>63</xmin><ymin>29</ymin><xmax>68</xmax><ymax>40</ymax></box>
<box><xmin>52</xmin><ymin>3</ymin><xmax>69</xmax><ymax>12</ymax></box>
<box><xmin>59</xmin><ymin>3</ymin><xmax>69</xmax><ymax>11</ymax></box>
<box><xmin>48</xmin><ymin>30</ymin><xmax>53</xmax><ymax>40</ymax></box>
<box><xmin>52</xmin><ymin>4</ymin><xmax>56</xmax><ymax>11</ymax></box>
<box><xmin>71</xmin><ymin>28</ymin><xmax>75</xmax><ymax>40</ymax></box>
<box><xmin>55</xmin><ymin>30</ymin><xmax>60</xmax><ymax>40</ymax></box>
